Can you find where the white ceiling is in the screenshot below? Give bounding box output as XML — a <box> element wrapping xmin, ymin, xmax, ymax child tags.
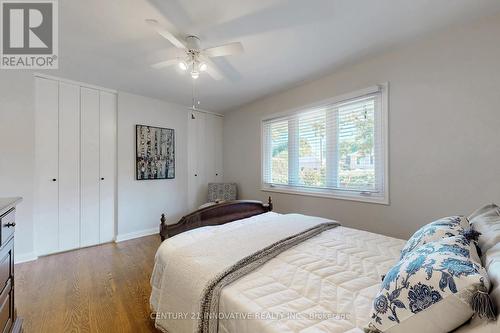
<box><xmin>48</xmin><ymin>0</ymin><xmax>500</xmax><ymax>112</ymax></box>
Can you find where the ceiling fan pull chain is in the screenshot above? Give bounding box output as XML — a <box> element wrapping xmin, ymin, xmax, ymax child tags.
<box><xmin>192</xmin><ymin>79</ymin><xmax>195</xmax><ymax>109</ymax></box>
<box><xmin>192</xmin><ymin>78</ymin><xmax>199</xmax><ymax>110</ymax></box>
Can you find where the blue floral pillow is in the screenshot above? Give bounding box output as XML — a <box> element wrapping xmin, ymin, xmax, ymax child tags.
<box><xmin>366</xmin><ymin>235</ymin><xmax>495</xmax><ymax>333</ymax></box>
<box><xmin>400</xmin><ymin>216</ymin><xmax>468</xmax><ymax>259</ymax></box>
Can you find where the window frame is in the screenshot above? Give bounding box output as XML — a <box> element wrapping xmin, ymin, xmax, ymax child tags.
<box><xmin>260</xmin><ymin>83</ymin><xmax>389</xmax><ymax>205</ymax></box>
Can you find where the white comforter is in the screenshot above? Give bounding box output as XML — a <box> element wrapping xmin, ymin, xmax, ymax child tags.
<box><xmin>151</xmin><ymin>212</ymin><xmax>406</xmax><ymax>333</ymax></box>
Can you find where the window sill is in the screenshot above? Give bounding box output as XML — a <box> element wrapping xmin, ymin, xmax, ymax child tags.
<box><xmin>261</xmin><ymin>185</ymin><xmax>389</xmax><ymax>205</ymax></box>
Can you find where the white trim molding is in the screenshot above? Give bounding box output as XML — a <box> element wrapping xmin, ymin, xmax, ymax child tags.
<box><xmin>15</xmin><ymin>252</ymin><xmax>38</xmax><ymax>264</ymax></box>
<box><xmin>262</xmin><ymin>186</ymin><xmax>388</xmax><ymax>205</ymax></box>
<box><xmin>33</xmin><ymin>73</ymin><xmax>118</xmax><ymax>93</ymax></box>
<box><xmin>115</xmin><ymin>227</ymin><xmax>158</xmax><ymax>243</ymax></box>
<box><xmin>186</xmin><ymin>107</ymin><xmax>224</xmax><ymax>117</ymax></box>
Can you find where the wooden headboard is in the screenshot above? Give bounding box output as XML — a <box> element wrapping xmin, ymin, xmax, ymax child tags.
<box><xmin>160</xmin><ymin>197</ymin><xmax>273</xmax><ymax>241</ymax></box>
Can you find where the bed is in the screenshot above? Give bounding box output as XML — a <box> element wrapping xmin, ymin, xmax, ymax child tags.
<box><xmin>151</xmin><ymin>199</ymin><xmax>407</xmax><ymax>333</ymax></box>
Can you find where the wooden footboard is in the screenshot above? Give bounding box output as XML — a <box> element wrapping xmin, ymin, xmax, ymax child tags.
<box><xmin>160</xmin><ymin>197</ymin><xmax>273</xmax><ymax>240</ymax></box>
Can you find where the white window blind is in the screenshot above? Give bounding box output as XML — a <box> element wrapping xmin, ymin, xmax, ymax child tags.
<box><xmin>262</xmin><ymin>85</ymin><xmax>388</xmax><ymax>203</ymax></box>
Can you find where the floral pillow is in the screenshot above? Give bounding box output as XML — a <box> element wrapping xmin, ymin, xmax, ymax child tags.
<box><xmin>399</xmin><ymin>216</ymin><xmax>469</xmax><ymax>259</ymax></box>
<box><xmin>366</xmin><ymin>235</ymin><xmax>496</xmax><ymax>333</ymax></box>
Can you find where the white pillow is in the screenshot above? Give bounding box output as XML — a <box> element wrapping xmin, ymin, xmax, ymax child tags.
<box><xmin>198</xmin><ymin>202</ymin><xmax>217</xmax><ymax>210</ymax></box>
<box><xmin>366</xmin><ymin>235</ymin><xmax>494</xmax><ymax>333</ymax></box>
<box><xmin>400</xmin><ymin>216</ymin><xmax>469</xmax><ymax>260</ymax></box>
<box><xmin>455</xmin><ymin>242</ymin><xmax>500</xmax><ymax>332</ymax></box>
<box><xmin>468</xmin><ymin>203</ymin><xmax>500</xmax><ymax>255</ymax></box>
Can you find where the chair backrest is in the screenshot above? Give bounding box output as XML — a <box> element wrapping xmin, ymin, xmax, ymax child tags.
<box><xmin>207</xmin><ymin>183</ymin><xmax>238</xmax><ymax>202</ymax></box>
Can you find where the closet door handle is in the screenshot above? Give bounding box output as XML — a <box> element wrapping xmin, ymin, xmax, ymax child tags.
<box><xmin>101</xmin><ymin>177</ymin><xmax>104</xmax><ymax>180</ymax></box>
<box><xmin>194</xmin><ymin>174</ymin><xmax>198</xmax><ymax>177</ymax></box>
<box><xmin>52</xmin><ymin>178</ymin><xmax>57</xmax><ymax>182</ymax></box>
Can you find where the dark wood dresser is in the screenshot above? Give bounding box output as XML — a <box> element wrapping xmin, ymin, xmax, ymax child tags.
<box><xmin>0</xmin><ymin>198</ymin><xmax>22</xmax><ymax>333</ymax></box>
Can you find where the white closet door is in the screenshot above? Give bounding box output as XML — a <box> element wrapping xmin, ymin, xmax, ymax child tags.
<box><xmin>187</xmin><ymin>111</ymin><xmax>207</xmax><ymax>209</ymax></box>
<box><xmin>195</xmin><ymin>111</ymin><xmax>207</xmax><ymax>206</ymax></box>
<box><xmin>99</xmin><ymin>91</ymin><xmax>116</xmax><ymax>243</ymax></box>
<box><xmin>58</xmin><ymin>82</ymin><xmax>81</xmax><ymax>251</ymax></box>
<box><xmin>80</xmin><ymin>87</ymin><xmax>101</xmax><ymax>247</ymax></box>
<box><xmin>187</xmin><ymin>112</ymin><xmax>197</xmax><ymax>210</ymax></box>
<box><xmin>34</xmin><ymin>77</ymin><xmax>59</xmax><ymax>255</ymax></box>
<box><xmin>214</xmin><ymin>115</ymin><xmax>224</xmax><ymax>182</ymax></box>
<box><xmin>205</xmin><ymin>114</ymin><xmax>216</xmax><ymax>184</ymax></box>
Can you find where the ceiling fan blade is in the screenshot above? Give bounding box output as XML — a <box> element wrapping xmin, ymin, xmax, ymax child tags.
<box><xmin>203</xmin><ymin>42</ymin><xmax>244</xmax><ymax>58</ymax></box>
<box><xmin>145</xmin><ymin>19</ymin><xmax>186</xmax><ymax>49</ymax></box>
<box><xmin>151</xmin><ymin>59</ymin><xmax>179</xmax><ymax>69</ymax></box>
<box><xmin>157</xmin><ymin>29</ymin><xmax>186</xmax><ymax>49</ymax></box>
<box><xmin>200</xmin><ymin>57</ymin><xmax>224</xmax><ymax>80</ymax></box>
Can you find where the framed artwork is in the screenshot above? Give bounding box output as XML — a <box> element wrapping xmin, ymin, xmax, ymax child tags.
<box><xmin>136</xmin><ymin>124</ymin><xmax>175</xmax><ymax>180</ymax></box>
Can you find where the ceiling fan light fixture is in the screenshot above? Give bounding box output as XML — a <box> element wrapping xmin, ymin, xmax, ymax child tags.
<box><xmin>191</xmin><ymin>70</ymin><xmax>200</xmax><ymax>79</ymax></box>
<box><xmin>199</xmin><ymin>62</ymin><xmax>207</xmax><ymax>72</ymax></box>
<box><xmin>179</xmin><ymin>61</ymin><xmax>188</xmax><ymax>71</ymax></box>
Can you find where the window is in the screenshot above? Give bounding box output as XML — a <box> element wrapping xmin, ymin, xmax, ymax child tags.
<box><xmin>262</xmin><ymin>84</ymin><xmax>388</xmax><ymax>204</ymax></box>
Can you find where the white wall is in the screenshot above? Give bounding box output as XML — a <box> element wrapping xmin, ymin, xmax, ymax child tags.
<box><xmin>223</xmin><ymin>14</ymin><xmax>500</xmax><ymax>240</ymax></box>
<box><xmin>0</xmin><ymin>72</ymin><xmax>36</xmax><ymax>260</ymax></box>
<box><xmin>116</xmin><ymin>92</ymin><xmax>188</xmax><ymax>239</ymax></box>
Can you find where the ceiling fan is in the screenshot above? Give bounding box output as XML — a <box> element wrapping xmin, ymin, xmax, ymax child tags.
<box><xmin>146</xmin><ymin>19</ymin><xmax>244</xmax><ymax>80</ymax></box>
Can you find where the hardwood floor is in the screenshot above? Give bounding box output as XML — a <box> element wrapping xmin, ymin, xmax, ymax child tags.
<box><xmin>15</xmin><ymin>235</ymin><xmax>161</xmax><ymax>333</ymax></box>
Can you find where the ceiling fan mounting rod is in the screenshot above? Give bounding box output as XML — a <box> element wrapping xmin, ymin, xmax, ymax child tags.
<box><xmin>185</xmin><ymin>35</ymin><xmax>201</xmax><ymax>51</ymax></box>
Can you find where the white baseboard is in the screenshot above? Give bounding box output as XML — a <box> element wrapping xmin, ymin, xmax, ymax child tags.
<box><xmin>14</xmin><ymin>230</ymin><xmax>158</xmax><ymax>263</ymax></box>
<box><xmin>115</xmin><ymin>227</ymin><xmax>158</xmax><ymax>243</ymax></box>
<box><xmin>15</xmin><ymin>252</ymin><xmax>38</xmax><ymax>264</ymax></box>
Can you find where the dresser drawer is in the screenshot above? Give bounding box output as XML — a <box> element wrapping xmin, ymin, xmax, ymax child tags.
<box><xmin>0</xmin><ymin>248</ymin><xmax>11</xmax><ymax>296</ymax></box>
<box><xmin>0</xmin><ymin>279</ymin><xmax>11</xmax><ymax>333</ymax></box>
<box><xmin>0</xmin><ymin>209</ymin><xmax>15</xmax><ymax>248</ymax></box>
